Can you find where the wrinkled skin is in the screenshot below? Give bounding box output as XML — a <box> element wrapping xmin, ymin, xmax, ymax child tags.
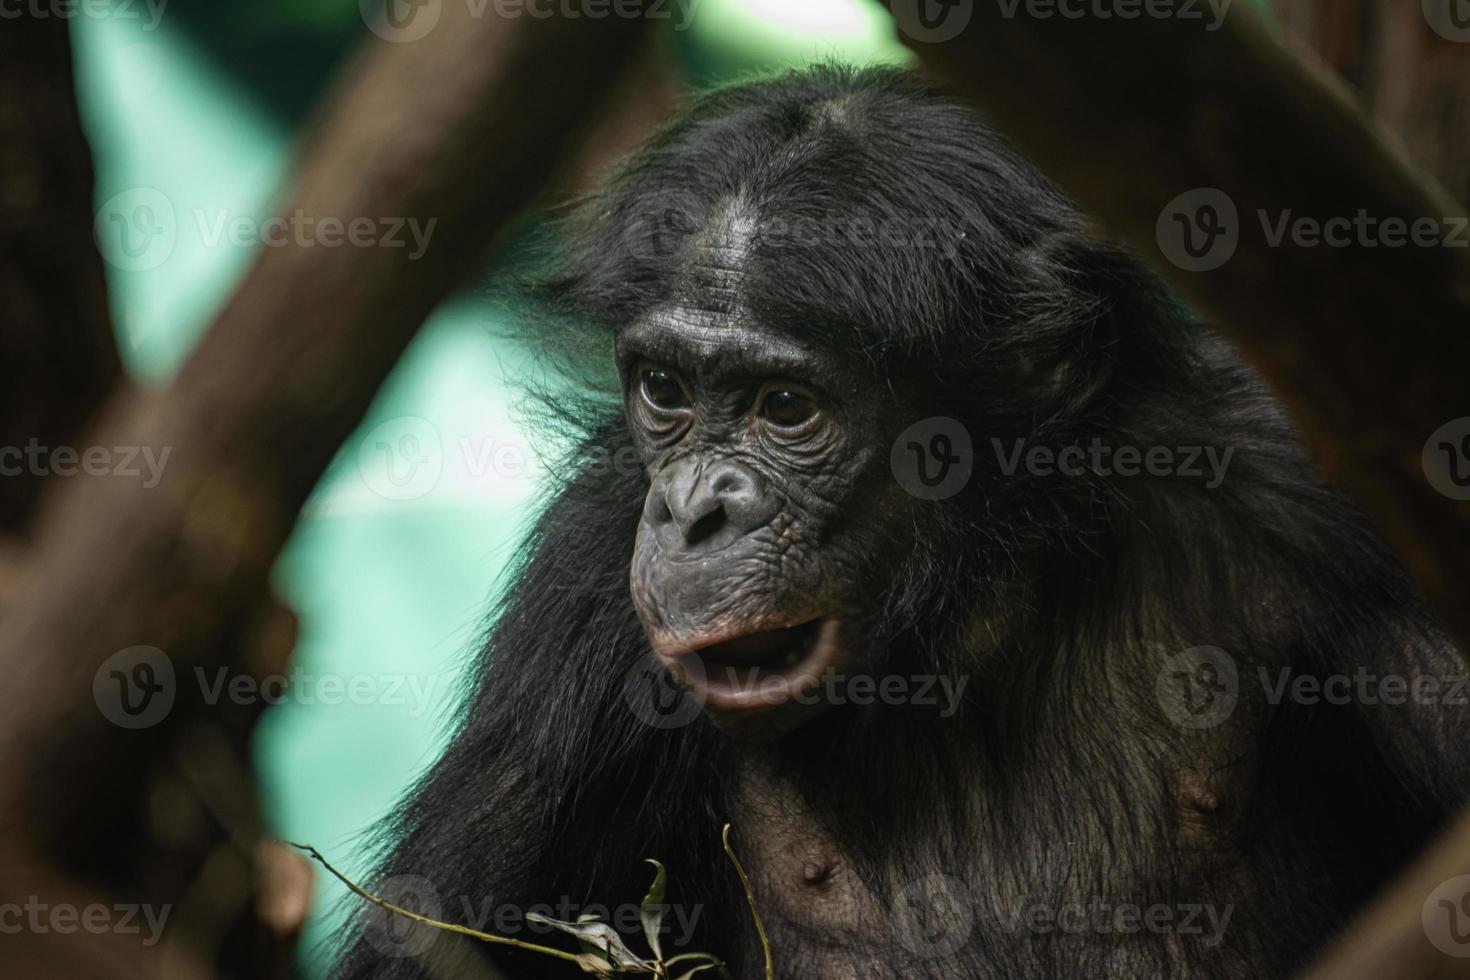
<box><xmin>619</xmin><ymin>297</ymin><xmax>912</xmax><ymax>736</ymax></box>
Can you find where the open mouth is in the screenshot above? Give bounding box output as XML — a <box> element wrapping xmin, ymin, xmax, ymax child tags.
<box><xmin>659</xmin><ymin>617</ymin><xmax>843</xmax><ymax>715</ymax></box>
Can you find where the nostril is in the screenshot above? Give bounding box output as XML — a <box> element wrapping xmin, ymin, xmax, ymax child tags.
<box><xmin>684</xmin><ymin>507</ymin><xmax>726</xmax><ymax>546</ymax></box>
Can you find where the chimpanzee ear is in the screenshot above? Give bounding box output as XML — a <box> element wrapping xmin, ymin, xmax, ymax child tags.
<box><xmin>1006</xmin><ymin>233</ymin><xmax>1122</xmax><ymax>415</ymax></box>
<box><xmin>1036</xmin><ymin>332</ymin><xmax>1118</xmax><ymax>416</ymax></box>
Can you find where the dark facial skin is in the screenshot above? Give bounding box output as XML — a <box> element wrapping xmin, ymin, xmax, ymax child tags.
<box><xmin>617</xmin><ymin>305</ymin><xmax>906</xmax><ymax>737</ymax></box>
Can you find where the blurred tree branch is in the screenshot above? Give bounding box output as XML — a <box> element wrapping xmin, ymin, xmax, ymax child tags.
<box><xmin>1275</xmin><ymin>0</ymin><xmax>1470</xmax><ymax>206</ymax></box>
<box><xmin>0</xmin><ymin>7</ymin><xmax>648</xmax><ymax>979</ymax></box>
<box><xmin>0</xmin><ymin>15</ymin><xmax>123</xmax><ymax>534</ymax></box>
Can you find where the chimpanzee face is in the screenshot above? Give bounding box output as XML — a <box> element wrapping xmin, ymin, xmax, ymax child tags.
<box><xmin>618</xmin><ymin>300</ymin><xmax>911</xmax><ymax>738</ymax></box>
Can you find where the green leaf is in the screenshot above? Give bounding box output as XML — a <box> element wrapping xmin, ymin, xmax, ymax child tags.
<box><xmin>664</xmin><ymin>952</ymin><xmax>726</xmax><ymax>975</ymax></box>
<box><xmin>572</xmin><ymin>951</ymin><xmax>619</xmax><ymax>977</ymax></box>
<box><xmin>672</xmin><ymin>964</ymin><xmax>722</xmax><ymax>980</ymax></box>
<box><xmin>525</xmin><ymin>913</ymin><xmax>654</xmax><ymax>973</ymax></box>
<box><xmin>640</xmin><ymin>859</ymin><xmax>668</xmax><ymax>961</ymax></box>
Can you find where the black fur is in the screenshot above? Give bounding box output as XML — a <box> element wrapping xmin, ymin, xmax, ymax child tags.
<box><xmin>331</xmin><ymin>65</ymin><xmax>1467</xmax><ymax>979</ymax></box>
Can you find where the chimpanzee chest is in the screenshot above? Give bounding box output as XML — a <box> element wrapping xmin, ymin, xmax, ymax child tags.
<box><xmin>724</xmin><ymin>754</ymin><xmax>1319</xmax><ymax>980</ymax></box>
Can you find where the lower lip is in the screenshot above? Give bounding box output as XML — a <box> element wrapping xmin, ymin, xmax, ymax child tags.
<box><xmin>662</xmin><ymin>618</ymin><xmax>843</xmax><ymax>715</ymax></box>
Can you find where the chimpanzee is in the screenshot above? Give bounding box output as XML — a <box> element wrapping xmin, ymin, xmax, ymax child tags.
<box><xmin>332</xmin><ymin>65</ymin><xmax>1468</xmax><ymax>979</ymax></box>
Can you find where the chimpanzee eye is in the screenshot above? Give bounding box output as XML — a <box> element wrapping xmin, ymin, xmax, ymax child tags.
<box><xmin>640</xmin><ymin>365</ymin><xmax>689</xmax><ymax>411</ymax></box>
<box><xmin>760</xmin><ymin>388</ymin><xmax>817</xmax><ymax>428</ymax></box>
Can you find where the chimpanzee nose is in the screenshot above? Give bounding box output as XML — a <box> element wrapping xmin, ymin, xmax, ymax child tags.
<box><xmin>646</xmin><ymin>457</ymin><xmax>776</xmax><ymax>554</ymax></box>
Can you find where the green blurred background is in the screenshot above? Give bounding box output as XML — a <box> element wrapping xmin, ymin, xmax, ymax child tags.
<box><xmin>76</xmin><ymin>1</ymin><xmax>908</xmax><ymax>973</ymax></box>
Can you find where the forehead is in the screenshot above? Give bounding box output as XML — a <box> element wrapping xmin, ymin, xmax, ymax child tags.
<box><xmin>616</xmin><ymin>306</ymin><xmax>819</xmax><ymax>379</ymax></box>
<box><xmin>615</xmin><ymin>196</ymin><xmax>828</xmax><ymax>377</ymax></box>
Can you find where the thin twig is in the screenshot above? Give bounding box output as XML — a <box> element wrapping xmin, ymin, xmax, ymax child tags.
<box><xmin>721</xmin><ymin>824</ymin><xmax>773</xmax><ymax>980</ymax></box>
<box><xmin>287</xmin><ymin>842</ymin><xmax>585</xmax><ymax>967</ymax></box>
